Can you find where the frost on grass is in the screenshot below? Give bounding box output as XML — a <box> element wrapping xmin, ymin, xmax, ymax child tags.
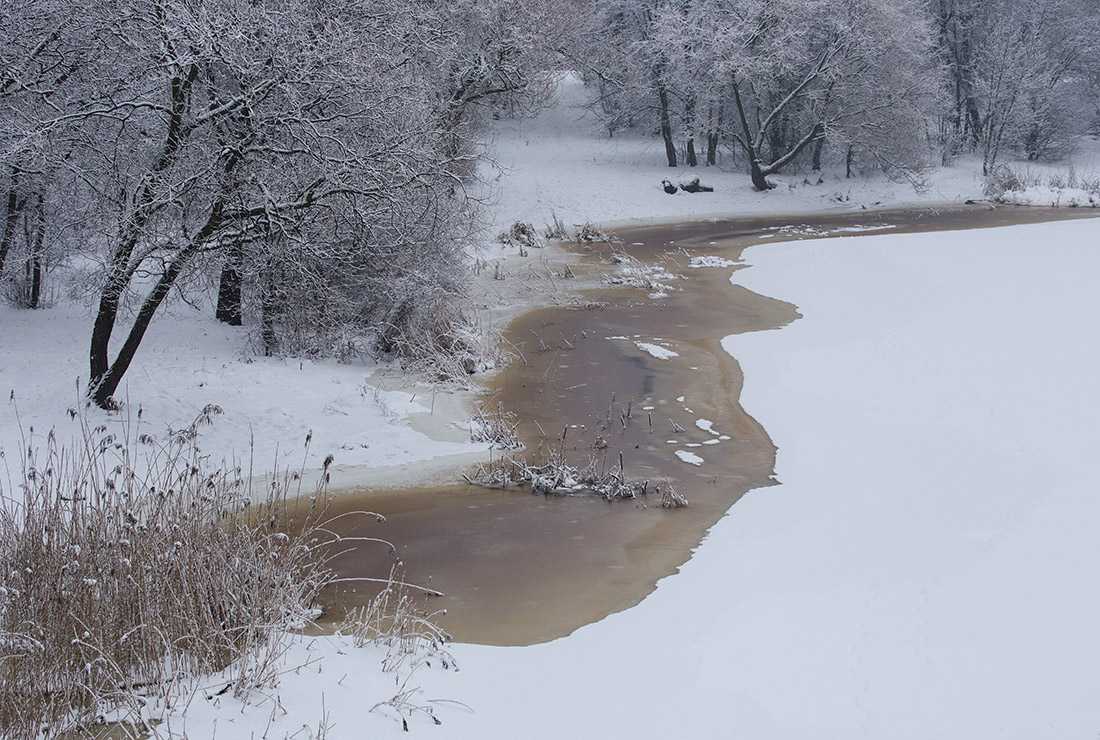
<box><xmin>984</xmin><ymin>164</ymin><xmax>1100</xmax><ymax>208</ymax></box>
<box><xmin>0</xmin><ymin>408</ymin><xmax>414</xmax><ymax>739</ymax></box>
<box><xmin>470</xmin><ymin>402</ymin><xmax>522</xmax><ymax>450</ymax></box>
<box><xmin>604</xmin><ymin>255</ymin><xmax>681</xmax><ymax>298</ymax></box>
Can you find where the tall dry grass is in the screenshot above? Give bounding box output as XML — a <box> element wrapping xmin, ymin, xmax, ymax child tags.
<box><xmin>0</xmin><ymin>406</ymin><xmax>334</xmax><ymax>738</ymax></box>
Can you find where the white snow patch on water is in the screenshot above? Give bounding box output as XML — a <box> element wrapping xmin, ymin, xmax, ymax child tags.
<box><xmin>688</xmin><ymin>255</ymin><xmax>737</xmax><ymax>269</ymax></box>
<box><xmin>695</xmin><ymin>419</ymin><xmax>719</xmax><ymax>435</ymax></box>
<box><xmin>831</xmin><ymin>224</ymin><xmax>898</xmax><ymax>233</ymax></box>
<box><xmin>674</xmin><ymin>450</ymin><xmax>704</xmax><ymax>466</ymax></box>
<box><xmin>635</xmin><ymin>342</ymin><xmax>679</xmax><ymax>360</ymax></box>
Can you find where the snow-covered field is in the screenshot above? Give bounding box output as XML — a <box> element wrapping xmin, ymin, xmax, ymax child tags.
<box><xmin>482</xmin><ymin>73</ymin><xmax>1100</xmax><ymax>233</ymax></box>
<box><xmin>178</xmin><ymin>217</ymin><xmax>1100</xmax><ymax>739</ymax></box>
<box><xmin>0</xmin><ymin>303</ymin><xmax>487</xmax><ymax>482</ymax></box>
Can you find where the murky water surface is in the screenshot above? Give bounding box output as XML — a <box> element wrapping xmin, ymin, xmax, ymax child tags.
<box><xmin>316</xmin><ymin>205</ymin><xmax>1097</xmax><ymax>645</ymax></box>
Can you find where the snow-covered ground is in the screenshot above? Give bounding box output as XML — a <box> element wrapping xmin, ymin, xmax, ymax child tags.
<box><xmin>481</xmin><ymin>73</ymin><xmax>1100</xmax><ymax>233</ymax></box>
<box><xmin>178</xmin><ymin>217</ymin><xmax>1100</xmax><ymax>739</ymax></box>
<box><xmin>3</xmin><ymin>72</ymin><xmax>1096</xmax><ymax>489</ymax></box>
<box><xmin>0</xmin><ymin>302</ymin><xmax>487</xmax><ymax>484</ymax></box>
<box><xmin>6</xmin><ymin>70</ymin><xmax>1100</xmax><ymax>738</ymax></box>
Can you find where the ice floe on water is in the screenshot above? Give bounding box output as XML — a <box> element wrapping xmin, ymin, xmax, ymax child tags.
<box><xmin>831</xmin><ymin>224</ymin><xmax>897</xmax><ymax>233</ymax></box>
<box><xmin>674</xmin><ymin>450</ymin><xmax>704</xmax><ymax>466</ymax></box>
<box><xmin>695</xmin><ymin>419</ymin><xmax>720</xmax><ymax>435</ymax></box>
<box><xmin>635</xmin><ymin>342</ymin><xmax>679</xmax><ymax>360</ymax></box>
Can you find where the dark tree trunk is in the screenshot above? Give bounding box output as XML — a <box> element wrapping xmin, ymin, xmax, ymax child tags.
<box><xmin>0</xmin><ymin>179</ymin><xmax>24</xmax><ymax>275</ymax></box>
<box><xmin>216</xmin><ymin>244</ymin><xmax>243</xmax><ymax>326</ymax></box>
<box><xmin>656</xmin><ymin>82</ymin><xmax>677</xmax><ymax>168</ymax></box>
<box><xmin>684</xmin><ymin>98</ymin><xmax>698</xmax><ymax>167</ymax></box>
<box><xmin>846</xmin><ymin>145</ymin><xmax>854</xmax><ymax>179</ymax></box>
<box><xmin>261</xmin><ymin>266</ymin><xmax>279</xmax><ymax>357</ymax></box>
<box><xmin>706</xmin><ymin>103</ymin><xmax>723</xmax><ymax>166</ymax></box>
<box><xmin>812</xmin><ymin>138</ymin><xmax>825</xmax><ymax>171</ymax></box>
<box><xmin>26</xmin><ymin>192</ymin><xmax>44</xmax><ymax>308</ymax></box>
<box><xmin>706</xmin><ymin>132</ymin><xmax>719</xmax><ymax>166</ymax></box>
<box><xmin>748</xmin><ymin>159</ymin><xmax>773</xmax><ymax>191</ymax></box>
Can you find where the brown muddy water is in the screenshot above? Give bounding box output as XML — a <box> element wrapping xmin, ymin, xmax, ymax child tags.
<box><xmin>314</xmin><ymin>205</ymin><xmax>1098</xmax><ymax>646</ymax></box>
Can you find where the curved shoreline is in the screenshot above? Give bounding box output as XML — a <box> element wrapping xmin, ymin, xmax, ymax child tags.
<box><xmin>320</xmin><ymin>204</ymin><xmax>1099</xmax><ymax>646</ymax></box>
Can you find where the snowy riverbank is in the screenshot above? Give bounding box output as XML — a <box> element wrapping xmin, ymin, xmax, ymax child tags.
<box><xmin>5</xmin><ymin>70</ymin><xmax>1100</xmax><ymax>739</ymax></box>
<box><xmin>3</xmin><ymin>72</ymin><xmax>1097</xmax><ymax>492</ymax></box>
<box><xmin>173</xmin><ymin>215</ymin><xmax>1100</xmax><ymax>739</ymax></box>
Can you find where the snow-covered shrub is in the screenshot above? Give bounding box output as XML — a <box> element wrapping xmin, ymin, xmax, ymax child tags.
<box><xmin>573</xmin><ymin>222</ymin><xmax>613</xmax><ymax>243</ymax></box>
<box><xmin>497</xmin><ymin>222</ymin><xmax>544</xmax><ymax>250</ymax></box>
<box><xmin>983</xmin><ymin>164</ymin><xmax>1025</xmax><ymax>199</ymax></box>
<box><xmin>0</xmin><ymin>410</ymin><xmax>337</xmax><ymax>738</ymax></box>
<box><xmin>543</xmin><ymin>212</ymin><xmax>570</xmax><ymax>241</ymax></box>
<box><xmin>380</xmin><ymin>301</ymin><xmax>502</xmax><ymax>385</ymax></box>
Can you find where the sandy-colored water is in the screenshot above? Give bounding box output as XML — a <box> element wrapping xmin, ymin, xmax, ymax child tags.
<box><xmin>317</xmin><ymin>205</ymin><xmax>1098</xmax><ymax>646</ymax></box>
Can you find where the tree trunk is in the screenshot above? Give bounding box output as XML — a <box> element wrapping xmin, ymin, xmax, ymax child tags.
<box><xmin>684</xmin><ymin>98</ymin><xmax>697</xmax><ymax>167</ymax></box>
<box><xmin>27</xmin><ymin>192</ymin><xmax>44</xmax><ymax>308</ymax></box>
<box><xmin>656</xmin><ymin>82</ymin><xmax>677</xmax><ymax>168</ymax></box>
<box><xmin>706</xmin><ymin>103</ymin><xmax>723</xmax><ymax>166</ymax></box>
<box><xmin>812</xmin><ymin>138</ymin><xmax>825</xmax><ymax>171</ymax></box>
<box><xmin>846</xmin><ymin>145</ymin><xmax>854</xmax><ymax>179</ymax></box>
<box><xmin>261</xmin><ymin>266</ymin><xmax>279</xmax><ymax>357</ymax></box>
<box><xmin>748</xmin><ymin>159</ymin><xmax>773</xmax><ymax>191</ymax></box>
<box><xmin>216</xmin><ymin>244</ymin><xmax>243</xmax><ymax>326</ymax></box>
<box><xmin>0</xmin><ymin>179</ymin><xmax>24</xmax><ymax>275</ymax></box>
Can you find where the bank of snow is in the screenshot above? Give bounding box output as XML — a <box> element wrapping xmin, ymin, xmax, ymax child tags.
<box><xmin>177</xmin><ymin>217</ymin><xmax>1100</xmax><ymax>738</ymax></box>
<box><xmin>0</xmin><ymin>302</ymin><xmax>487</xmax><ymax>486</ymax></box>
<box><xmin>482</xmin><ymin>72</ymin><xmax>1100</xmax><ymax>235</ymax></box>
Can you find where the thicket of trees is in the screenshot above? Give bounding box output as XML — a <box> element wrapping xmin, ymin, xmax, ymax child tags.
<box><xmin>1</xmin><ymin>0</ymin><xmax>1097</xmax><ymax>409</ymax></box>
<box><xmin>573</xmin><ymin>0</ymin><xmax>1100</xmax><ymax>186</ymax></box>
<box><xmin>1</xmin><ymin>0</ymin><xmax>562</xmax><ymax>408</ymax></box>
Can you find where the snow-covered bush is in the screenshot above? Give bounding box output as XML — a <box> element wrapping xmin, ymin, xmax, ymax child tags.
<box><xmin>573</xmin><ymin>222</ymin><xmax>613</xmax><ymax>243</ymax></box>
<box><xmin>543</xmin><ymin>212</ymin><xmax>570</xmax><ymax>241</ymax></box>
<box><xmin>983</xmin><ymin>164</ymin><xmax>1026</xmax><ymax>198</ymax></box>
<box><xmin>497</xmin><ymin>222</ymin><xmax>545</xmax><ymax>250</ymax></box>
<box><xmin>0</xmin><ymin>409</ymin><xmax>336</xmax><ymax>738</ymax></box>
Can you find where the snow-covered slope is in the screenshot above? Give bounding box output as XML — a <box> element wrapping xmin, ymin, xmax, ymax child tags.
<box><xmin>181</xmin><ymin>217</ymin><xmax>1100</xmax><ymax>739</ymax></box>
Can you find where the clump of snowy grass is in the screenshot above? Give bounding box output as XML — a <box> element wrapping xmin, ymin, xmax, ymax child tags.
<box><xmin>0</xmin><ymin>408</ymin><xmax>336</xmax><ymax>738</ymax></box>
<box><xmin>388</xmin><ymin>306</ymin><xmax>502</xmax><ymax>386</ymax></box>
<box><xmin>604</xmin><ymin>254</ymin><xmax>681</xmax><ymax>297</ymax></box>
<box><xmin>658</xmin><ymin>482</ymin><xmax>689</xmax><ymax>509</ymax></box>
<box><xmin>687</xmin><ymin>255</ymin><xmax>737</xmax><ymax>269</ymax></box>
<box><xmin>470</xmin><ymin>403</ymin><xmax>522</xmax><ymax>450</ymax></box>
<box><xmin>573</xmin><ymin>222</ymin><xmax>613</xmax><ymax>243</ymax></box>
<box><xmin>337</xmin><ymin>567</ymin><xmax>457</xmax><ymax>731</ymax></box>
<box><xmin>497</xmin><ymin>221</ymin><xmax>544</xmax><ymax>250</ymax></box>
<box><xmin>543</xmin><ymin>212</ymin><xmax>570</xmax><ymax>241</ymax></box>
<box><xmin>985</xmin><ymin>164</ymin><xmax>1100</xmax><ymax>207</ymax></box>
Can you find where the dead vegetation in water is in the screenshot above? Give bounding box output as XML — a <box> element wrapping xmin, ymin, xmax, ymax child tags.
<box><xmin>469</xmin><ymin>402</ymin><xmax>522</xmax><ymax>450</ymax></box>
<box><xmin>464</xmin><ymin>412</ymin><xmax>688</xmax><ymax>507</ymax></box>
